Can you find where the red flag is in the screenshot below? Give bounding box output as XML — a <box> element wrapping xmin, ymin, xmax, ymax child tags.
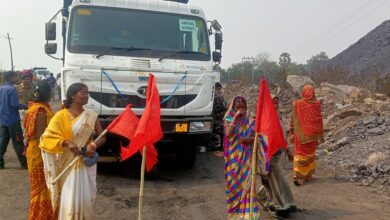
<box><xmin>124</xmin><ymin>74</ymin><xmax>163</xmax><ymax>171</ymax></box>
<box><xmin>106</xmin><ymin>104</ymin><xmax>158</xmax><ymax>172</ymax></box>
<box><xmin>107</xmin><ymin>105</ymin><xmax>139</xmax><ymax>140</ymax></box>
<box><xmin>255</xmin><ymin>79</ymin><xmax>287</xmax><ymax>160</ymax></box>
<box><xmin>120</xmin><ymin>144</ymin><xmax>158</xmax><ymax>172</ymax></box>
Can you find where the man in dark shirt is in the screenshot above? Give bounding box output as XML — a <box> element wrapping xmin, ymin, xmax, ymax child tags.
<box><xmin>0</xmin><ymin>71</ymin><xmax>28</xmax><ymax>169</ymax></box>
<box><xmin>46</xmin><ymin>73</ymin><xmax>56</xmax><ymax>101</ymax></box>
<box><xmin>208</xmin><ymin>82</ymin><xmax>227</xmax><ymax>151</ymax></box>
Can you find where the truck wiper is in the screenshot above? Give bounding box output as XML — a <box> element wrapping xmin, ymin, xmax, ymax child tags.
<box><xmin>159</xmin><ymin>51</ymin><xmax>205</xmax><ymax>62</ymax></box>
<box><xmin>95</xmin><ymin>47</ymin><xmax>151</xmax><ymax>59</ymax></box>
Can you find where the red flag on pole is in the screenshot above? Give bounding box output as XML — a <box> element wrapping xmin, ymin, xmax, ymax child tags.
<box><xmin>124</xmin><ymin>74</ymin><xmax>163</xmax><ymax>171</ymax></box>
<box><xmin>106</xmin><ymin>104</ymin><xmax>159</xmax><ymax>171</ymax></box>
<box><xmin>107</xmin><ymin>105</ymin><xmax>139</xmax><ymax>140</ymax></box>
<box><xmin>255</xmin><ymin>79</ymin><xmax>287</xmax><ymax>160</ymax></box>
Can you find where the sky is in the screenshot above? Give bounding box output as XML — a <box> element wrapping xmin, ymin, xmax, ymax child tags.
<box><xmin>0</xmin><ymin>0</ymin><xmax>389</xmax><ymax>73</ymax></box>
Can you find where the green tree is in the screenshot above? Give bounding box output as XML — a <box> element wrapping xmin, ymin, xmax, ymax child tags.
<box><xmin>306</xmin><ymin>51</ymin><xmax>329</xmax><ymax>72</ymax></box>
<box><xmin>279</xmin><ymin>52</ymin><xmax>291</xmax><ymax>71</ymax></box>
<box><xmin>226</xmin><ymin>62</ymin><xmax>253</xmax><ymax>82</ymax></box>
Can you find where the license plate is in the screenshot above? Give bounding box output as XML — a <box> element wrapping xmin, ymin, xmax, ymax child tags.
<box><xmin>175</xmin><ymin>123</ymin><xmax>188</xmax><ymax>133</ymax></box>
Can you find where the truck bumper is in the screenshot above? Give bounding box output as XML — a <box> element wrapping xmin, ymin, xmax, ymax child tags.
<box><xmin>97</xmin><ymin>116</ymin><xmax>212</xmax><ymax>157</ymax></box>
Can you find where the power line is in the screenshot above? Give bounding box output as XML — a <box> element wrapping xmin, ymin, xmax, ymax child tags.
<box><xmin>293</xmin><ymin>0</ymin><xmax>374</xmax><ymax>52</ymax></box>
<box><xmin>297</xmin><ymin>0</ymin><xmax>389</xmax><ymax>54</ymax></box>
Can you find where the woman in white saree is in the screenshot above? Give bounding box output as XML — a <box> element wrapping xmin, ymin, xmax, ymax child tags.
<box><xmin>40</xmin><ymin>83</ymin><xmax>106</xmax><ymax>220</ymax></box>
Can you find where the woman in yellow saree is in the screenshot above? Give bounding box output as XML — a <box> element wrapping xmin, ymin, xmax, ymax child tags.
<box><xmin>24</xmin><ymin>80</ymin><xmax>55</xmax><ymax>219</ymax></box>
<box><xmin>40</xmin><ymin>83</ymin><xmax>106</xmax><ymax>220</ymax></box>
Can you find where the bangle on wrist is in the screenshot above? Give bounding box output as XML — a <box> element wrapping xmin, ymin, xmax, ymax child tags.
<box><xmin>89</xmin><ymin>142</ymin><xmax>97</xmax><ymax>150</ymax></box>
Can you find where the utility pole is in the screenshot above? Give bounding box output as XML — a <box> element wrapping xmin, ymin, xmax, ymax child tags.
<box><xmin>1</xmin><ymin>33</ymin><xmax>14</xmax><ymax>70</ymax></box>
<box><xmin>241</xmin><ymin>57</ymin><xmax>244</xmax><ymax>81</ymax></box>
<box><xmin>242</xmin><ymin>56</ymin><xmax>255</xmax><ymax>82</ymax></box>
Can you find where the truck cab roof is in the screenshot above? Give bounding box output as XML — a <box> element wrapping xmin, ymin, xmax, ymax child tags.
<box><xmin>69</xmin><ymin>0</ymin><xmax>205</xmax><ymax>19</ymax></box>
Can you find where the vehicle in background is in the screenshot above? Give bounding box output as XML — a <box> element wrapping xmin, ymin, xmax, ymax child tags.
<box><xmin>32</xmin><ymin>67</ymin><xmax>50</xmax><ymax>80</ymax></box>
<box><xmin>44</xmin><ymin>0</ymin><xmax>223</xmax><ymax>168</ymax></box>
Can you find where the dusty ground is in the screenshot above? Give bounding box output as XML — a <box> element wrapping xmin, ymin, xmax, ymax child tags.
<box><xmin>1</xmin><ymin>148</ymin><xmax>390</xmax><ymax>220</ymax></box>
<box><xmin>1</xmin><ymin>100</ymin><xmax>390</xmax><ymax>220</ymax></box>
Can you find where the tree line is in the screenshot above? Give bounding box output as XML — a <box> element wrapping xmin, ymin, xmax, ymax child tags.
<box><xmin>217</xmin><ymin>52</ymin><xmax>389</xmax><ymax>95</ymax></box>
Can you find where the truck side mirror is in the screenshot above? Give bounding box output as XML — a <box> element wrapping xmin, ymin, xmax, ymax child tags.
<box><xmin>213</xmin><ymin>51</ymin><xmax>222</xmax><ymax>63</ymax></box>
<box><xmin>45</xmin><ymin>22</ymin><xmax>56</xmax><ymax>41</ymax></box>
<box><xmin>215</xmin><ymin>32</ymin><xmax>223</xmax><ymax>51</ymax></box>
<box><xmin>45</xmin><ymin>43</ymin><xmax>57</xmax><ymax>54</ymax></box>
<box><xmin>211</xmin><ymin>20</ymin><xmax>222</xmax><ymax>32</ymax></box>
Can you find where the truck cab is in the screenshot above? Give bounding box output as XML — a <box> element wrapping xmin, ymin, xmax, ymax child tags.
<box><xmin>45</xmin><ymin>0</ymin><xmax>223</xmax><ymax>168</ymax></box>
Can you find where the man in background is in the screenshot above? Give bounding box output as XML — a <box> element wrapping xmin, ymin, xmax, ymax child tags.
<box><xmin>16</xmin><ymin>72</ymin><xmax>34</xmax><ymax>139</ymax></box>
<box><xmin>46</xmin><ymin>73</ymin><xmax>56</xmax><ymax>101</ymax></box>
<box><xmin>0</xmin><ymin>71</ymin><xmax>28</xmax><ymax>169</ymax></box>
<box><xmin>208</xmin><ymin>82</ymin><xmax>227</xmax><ymax>152</ymax></box>
<box><xmin>56</xmin><ymin>73</ymin><xmax>61</xmax><ymax>100</ymax></box>
<box><xmin>16</xmin><ymin>72</ymin><xmax>33</xmax><ymax>105</ymax></box>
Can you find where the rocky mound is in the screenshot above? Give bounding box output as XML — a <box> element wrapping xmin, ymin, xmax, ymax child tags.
<box><xmin>223</xmin><ymin>76</ymin><xmax>390</xmax><ymax>194</ymax></box>
<box><xmin>329</xmin><ymin>20</ymin><xmax>390</xmax><ymax>74</ymax></box>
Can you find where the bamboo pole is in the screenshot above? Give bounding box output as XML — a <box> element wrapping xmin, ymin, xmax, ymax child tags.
<box><xmin>138</xmin><ymin>146</ymin><xmax>147</xmax><ymax>220</ymax></box>
<box><xmin>51</xmin><ymin>155</ymin><xmax>82</xmax><ymax>185</ymax></box>
<box><xmin>51</xmin><ymin>129</ymin><xmax>108</xmax><ymax>185</ymax></box>
<box><xmin>249</xmin><ymin>132</ymin><xmax>259</xmax><ymax>219</ymax></box>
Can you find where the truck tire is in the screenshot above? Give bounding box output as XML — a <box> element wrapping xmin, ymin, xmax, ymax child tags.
<box><xmin>176</xmin><ymin>144</ymin><xmax>197</xmax><ymax>169</ymax></box>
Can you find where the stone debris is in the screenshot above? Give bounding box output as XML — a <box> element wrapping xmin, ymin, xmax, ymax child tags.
<box><xmin>223</xmin><ymin>75</ymin><xmax>390</xmax><ymax>194</ymax></box>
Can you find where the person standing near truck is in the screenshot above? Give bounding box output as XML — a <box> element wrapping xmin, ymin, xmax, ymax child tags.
<box><xmin>16</xmin><ymin>72</ymin><xmax>34</xmax><ymax>107</ymax></box>
<box><xmin>16</xmin><ymin>72</ymin><xmax>34</xmax><ymax>137</ymax></box>
<box><xmin>40</xmin><ymin>83</ymin><xmax>106</xmax><ymax>219</ymax></box>
<box><xmin>208</xmin><ymin>82</ymin><xmax>227</xmax><ymax>151</ymax></box>
<box><xmin>46</xmin><ymin>73</ymin><xmax>56</xmax><ymax>101</ymax></box>
<box><xmin>0</xmin><ymin>71</ymin><xmax>28</xmax><ymax>170</ymax></box>
<box><xmin>56</xmin><ymin>73</ymin><xmax>61</xmax><ymax>101</ymax></box>
<box><xmin>24</xmin><ymin>80</ymin><xmax>55</xmax><ymax>219</ymax></box>
<box><xmin>223</xmin><ymin>96</ymin><xmax>261</xmax><ymax>219</ymax></box>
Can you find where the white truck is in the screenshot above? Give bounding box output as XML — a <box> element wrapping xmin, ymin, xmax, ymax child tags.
<box><xmin>45</xmin><ymin>0</ymin><xmax>223</xmax><ymax>168</ymax></box>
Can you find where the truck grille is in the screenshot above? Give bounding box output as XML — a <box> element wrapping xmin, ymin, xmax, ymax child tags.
<box><xmin>89</xmin><ymin>92</ymin><xmax>197</xmax><ymax>109</ymax></box>
<box><xmin>131</xmin><ymin>58</ymin><xmax>160</xmax><ymax>69</ymax></box>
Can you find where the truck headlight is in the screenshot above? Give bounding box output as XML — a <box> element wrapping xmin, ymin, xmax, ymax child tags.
<box><xmin>189</xmin><ymin>121</ymin><xmax>211</xmax><ymax>132</ymax></box>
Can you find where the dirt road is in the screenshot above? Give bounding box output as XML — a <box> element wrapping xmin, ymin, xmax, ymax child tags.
<box><xmin>1</xmin><ymin>147</ymin><xmax>390</xmax><ymax>220</ymax></box>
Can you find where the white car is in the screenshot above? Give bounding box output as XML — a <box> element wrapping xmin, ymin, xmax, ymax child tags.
<box><xmin>33</xmin><ymin>69</ymin><xmax>50</xmax><ymax>80</ymax></box>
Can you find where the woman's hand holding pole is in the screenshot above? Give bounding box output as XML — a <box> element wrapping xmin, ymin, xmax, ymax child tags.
<box><xmin>51</xmin><ymin>129</ymin><xmax>107</xmax><ymax>185</ymax></box>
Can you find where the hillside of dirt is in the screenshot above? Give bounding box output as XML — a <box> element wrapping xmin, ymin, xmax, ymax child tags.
<box><xmin>328</xmin><ymin>20</ymin><xmax>390</xmax><ymax>75</ymax></box>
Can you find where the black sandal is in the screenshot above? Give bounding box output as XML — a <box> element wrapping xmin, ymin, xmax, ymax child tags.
<box><xmin>293</xmin><ymin>176</ymin><xmax>301</xmax><ymax>186</ymax></box>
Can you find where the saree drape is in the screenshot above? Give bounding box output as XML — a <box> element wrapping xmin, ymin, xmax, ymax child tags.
<box><xmin>40</xmin><ymin>109</ymin><xmax>98</xmax><ymax>220</ymax></box>
<box><xmin>223</xmin><ymin>96</ymin><xmax>262</xmax><ymax>220</ymax></box>
<box><xmin>24</xmin><ymin>102</ymin><xmax>55</xmax><ymax>220</ymax></box>
<box><xmin>291</xmin><ymin>85</ymin><xmax>323</xmax><ymax>181</ymax></box>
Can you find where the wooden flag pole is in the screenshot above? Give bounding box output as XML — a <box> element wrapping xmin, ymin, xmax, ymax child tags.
<box><xmin>138</xmin><ymin>146</ymin><xmax>147</xmax><ymax>220</ymax></box>
<box><xmin>51</xmin><ymin>129</ymin><xmax>108</xmax><ymax>185</ymax></box>
<box><xmin>249</xmin><ymin>132</ymin><xmax>259</xmax><ymax>219</ymax></box>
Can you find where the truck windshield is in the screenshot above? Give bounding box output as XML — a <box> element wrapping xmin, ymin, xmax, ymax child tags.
<box><xmin>68</xmin><ymin>6</ymin><xmax>210</xmax><ymax>61</ymax></box>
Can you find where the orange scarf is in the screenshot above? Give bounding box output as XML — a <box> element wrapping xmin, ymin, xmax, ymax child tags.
<box><xmin>292</xmin><ymin>85</ymin><xmax>323</xmax><ymax>144</ymax></box>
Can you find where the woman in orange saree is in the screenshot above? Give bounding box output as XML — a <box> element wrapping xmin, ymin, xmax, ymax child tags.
<box><xmin>289</xmin><ymin>85</ymin><xmax>324</xmax><ymax>186</ymax></box>
<box><xmin>24</xmin><ymin>80</ymin><xmax>55</xmax><ymax>219</ymax></box>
